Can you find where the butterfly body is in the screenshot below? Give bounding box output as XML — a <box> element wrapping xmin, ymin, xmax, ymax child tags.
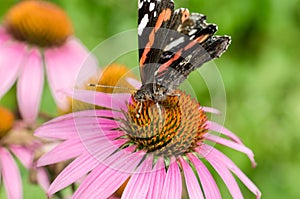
<box><xmin>135</xmin><ymin>0</ymin><xmax>231</xmax><ymax>104</ymax></box>
<box><xmin>133</xmin><ymin>83</ymin><xmax>169</xmax><ymax>102</ymax></box>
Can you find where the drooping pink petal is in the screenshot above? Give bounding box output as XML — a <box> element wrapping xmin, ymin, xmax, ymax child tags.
<box><xmin>36</xmin><ymin>168</ymin><xmax>50</xmax><ymax>191</ymax></box>
<box><xmin>196</xmin><ymin>145</ymin><xmax>247</xmax><ymax>199</ymax></box>
<box><xmin>206</xmin><ymin>121</ymin><xmax>243</xmax><ymax>144</ymax></box>
<box><xmin>201</xmin><ymin>106</ymin><xmax>221</xmax><ymax>114</ymax></box>
<box><xmin>146</xmin><ymin>157</ymin><xmax>166</xmax><ymax>199</ymax></box>
<box><xmin>178</xmin><ymin>157</ymin><xmax>204</xmax><ymax>199</ymax></box>
<box><xmin>47</xmin><ymin>153</ymin><xmax>100</xmax><ymax>196</ymax></box>
<box><xmin>9</xmin><ymin>145</ymin><xmax>33</xmax><ymax>168</ymax></box>
<box><xmin>0</xmin><ymin>42</ymin><xmax>26</xmax><ymax>98</ymax></box>
<box><xmin>37</xmin><ymin>138</ymin><xmax>84</xmax><ymax>166</ymax></box>
<box><xmin>73</xmin><ymin>148</ymin><xmax>144</xmax><ymax>199</ymax></box>
<box><xmin>122</xmin><ymin>155</ymin><xmax>153</xmax><ymax>199</ymax></box>
<box><xmin>204</xmin><ymin>134</ymin><xmax>256</xmax><ymax>166</ymax></box>
<box><xmin>161</xmin><ymin>157</ymin><xmax>182</xmax><ymax>199</ymax></box>
<box><xmin>200</xmin><ymin>145</ymin><xmax>261</xmax><ymax>198</ymax></box>
<box><xmin>0</xmin><ymin>147</ymin><xmax>22</xmax><ymax>199</ymax></box>
<box><xmin>63</xmin><ymin>89</ymin><xmax>130</xmax><ymax>110</ymax></box>
<box><xmin>187</xmin><ymin>153</ymin><xmax>221</xmax><ymax>199</ymax></box>
<box><xmin>44</xmin><ymin>37</ymin><xmax>98</xmax><ymax>111</ymax></box>
<box><xmin>17</xmin><ymin>48</ymin><xmax>44</xmax><ymax>124</ymax></box>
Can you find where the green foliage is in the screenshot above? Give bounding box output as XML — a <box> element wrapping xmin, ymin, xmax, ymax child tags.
<box><xmin>1</xmin><ymin>0</ymin><xmax>300</xmax><ymax>198</ymax></box>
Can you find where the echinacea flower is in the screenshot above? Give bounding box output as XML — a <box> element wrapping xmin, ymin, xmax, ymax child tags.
<box><xmin>35</xmin><ymin>68</ymin><xmax>261</xmax><ymax>198</ymax></box>
<box><xmin>0</xmin><ymin>106</ymin><xmax>49</xmax><ymax>199</ymax></box>
<box><xmin>0</xmin><ymin>0</ymin><xmax>97</xmax><ymax>124</ymax></box>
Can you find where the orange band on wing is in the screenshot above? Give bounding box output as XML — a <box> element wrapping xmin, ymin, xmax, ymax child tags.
<box><xmin>184</xmin><ymin>34</ymin><xmax>209</xmax><ymax>51</ymax></box>
<box><xmin>157</xmin><ymin>49</ymin><xmax>183</xmax><ymax>74</ymax></box>
<box><xmin>140</xmin><ymin>8</ymin><xmax>172</xmax><ymax>67</ymax></box>
<box><xmin>158</xmin><ymin>34</ymin><xmax>210</xmax><ymax>74</ymax></box>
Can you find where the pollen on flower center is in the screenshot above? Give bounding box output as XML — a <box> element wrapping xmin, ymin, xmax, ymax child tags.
<box><xmin>4</xmin><ymin>0</ymin><xmax>73</xmax><ymax>47</ymax></box>
<box><xmin>122</xmin><ymin>91</ymin><xmax>208</xmax><ymax>157</ymax></box>
<box><xmin>0</xmin><ymin>106</ymin><xmax>14</xmax><ymax>138</ymax></box>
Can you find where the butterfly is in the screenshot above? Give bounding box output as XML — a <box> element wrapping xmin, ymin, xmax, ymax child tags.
<box><xmin>134</xmin><ymin>0</ymin><xmax>231</xmax><ymax>103</ymax></box>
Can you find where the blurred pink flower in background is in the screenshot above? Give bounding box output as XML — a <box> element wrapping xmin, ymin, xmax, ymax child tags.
<box><xmin>0</xmin><ymin>106</ymin><xmax>49</xmax><ymax>199</ymax></box>
<box><xmin>0</xmin><ymin>0</ymin><xmax>97</xmax><ymax>124</ymax></box>
<box><xmin>35</xmin><ymin>77</ymin><xmax>261</xmax><ymax>198</ymax></box>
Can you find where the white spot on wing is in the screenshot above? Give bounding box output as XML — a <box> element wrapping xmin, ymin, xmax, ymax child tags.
<box><xmin>188</xmin><ymin>29</ymin><xmax>197</xmax><ymax>36</ymax></box>
<box><xmin>138</xmin><ymin>14</ymin><xmax>149</xmax><ymax>35</ymax></box>
<box><xmin>164</xmin><ymin>37</ymin><xmax>185</xmax><ymax>51</ymax></box>
<box><xmin>149</xmin><ymin>2</ymin><xmax>155</xmax><ymax>11</ymax></box>
<box><xmin>139</xmin><ymin>0</ymin><xmax>144</xmax><ymax>9</ymax></box>
<box><xmin>154</xmin><ymin>11</ymin><xmax>157</xmax><ymax>17</ymax></box>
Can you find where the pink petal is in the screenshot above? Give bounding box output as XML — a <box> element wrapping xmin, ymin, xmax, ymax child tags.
<box><xmin>45</xmin><ymin>109</ymin><xmax>123</xmax><ymax>125</ymax></box>
<box><xmin>36</xmin><ymin>168</ymin><xmax>50</xmax><ymax>191</ymax></box>
<box><xmin>201</xmin><ymin>106</ymin><xmax>221</xmax><ymax>114</ymax></box>
<box><xmin>146</xmin><ymin>157</ymin><xmax>166</xmax><ymax>199</ymax></box>
<box><xmin>73</xmin><ymin>150</ymin><xmax>143</xmax><ymax>199</ymax></box>
<box><xmin>36</xmin><ymin>109</ymin><xmax>122</xmax><ymax>139</ymax></box>
<box><xmin>17</xmin><ymin>49</ymin><xmax>44</xmax><ymax>124</ymax></box>
<box><xmin>35</xmin><ymin>119</ymin><xmax>78</xmax><ymax>139</ymax></box>
<box><xmin>205</xmin><ymin>134</ymin><xmax>256</xmax><ymax>166</ymax></box>
<box><xmin>0</xmin><ymin>42</ymin><xmax>26</xmax><ymax>98</ymax></box>
<box><xmin>187</xmin><ymin>153</ymin><xmax>221</xmax><ymax>199</ymax></box>
<box><xmin>178</xmin><ymin>157</ymin><xmax>204</xmax><ymax>199</ymax></box>
<box><xmin>122</xmin><ymin>155</ymin><xmax>153</xmax><ymax>199</ymax></box>
<box><xmin>37</xmin><ymin>138</ymin><xmax>84</xmax><ymax>167</ymax></box>
<box><xmin>48</xmin><ymin>153</ymin><xmax>100</xmax><ymax>196</ymax></box>
<box><xmin>81</xmin><ymin>138</ymin><xmax>130</xmax><ymax>169</ymax></box>
<box><xmin>161</xmin><ymin>158</ymin><xmax>182</xmax><ymax>199</ymax></box>
<box><xmin>9</xmin><ymin>145</ymin><xmax>33</xmax><ymax>168</ymax></box>
<box><xmin>199</xmin><ymin>145</ymin><xmax>261</xmax><ymax>199</ymax></box>
<box><xmin>0</xmin><ymin>147</ymin><xmax>22</xmax><ymax>199</ymax></box>
<box><xmin>44</xmin><ymin>37</ymin><xmax>97</xmax><ymax>111</ymax></box>
<box><xmin>0</xmin><ymin>27</ymin><xmax>11</xmax><ymax>45</ymax></box>
<box><xmin>64</xmin><ymin>89</ymin><xmax>130</xmax><ymax>110</ymax></box>
<box><xmin>199</xmin><ymin>152</ymin><xmax>243</xmax><ymax>198</ymax></box>
<box><xmin>206</xmin><ymin>121</ymin><xmax>243</xmax><ymax>144</ymax></box>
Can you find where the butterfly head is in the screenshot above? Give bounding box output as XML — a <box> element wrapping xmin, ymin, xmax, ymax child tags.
<box><xmin>133</xmin><ymin>83</ymin><xmax>168</xmax><ymax>103</ymax></box>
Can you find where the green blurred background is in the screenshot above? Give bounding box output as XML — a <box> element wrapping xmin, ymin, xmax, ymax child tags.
<box><xmin>1</xmin><ymin>0</ymin><xmax>300</xmax><ymax>198</ymax></box>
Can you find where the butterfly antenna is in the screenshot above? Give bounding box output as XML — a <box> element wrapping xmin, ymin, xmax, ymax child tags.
<box><xmin>88</xmin><ymin>84</ymin><xmax>137</xmax><ymax>92</ymax></box>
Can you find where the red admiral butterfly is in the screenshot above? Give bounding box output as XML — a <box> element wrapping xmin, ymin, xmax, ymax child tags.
<box><xmin>134</xmin><ymin>0</ymin><xmax>231</xmax><ymax>103</ymax></box>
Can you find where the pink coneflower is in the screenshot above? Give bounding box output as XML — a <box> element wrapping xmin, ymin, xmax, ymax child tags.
<box><xmin>0</xmin><ymin>0</ymin><xmax>97</xmax><ymax>123</ymax></box>
<box><xmin>0</xmin><ymin>106</ymin><xmax>49</xmax><ymax>199</ymax></box>
<box><xmin>35</xmin><ymin>70</ymin><xmax>261</xmax><ymax>198</ymax></box>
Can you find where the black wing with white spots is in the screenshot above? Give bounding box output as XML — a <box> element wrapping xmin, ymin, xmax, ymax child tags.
<box><xmin>137</xmin><ymin>0</ymin><xmax>231</xmax><ymax>100</ymax></box>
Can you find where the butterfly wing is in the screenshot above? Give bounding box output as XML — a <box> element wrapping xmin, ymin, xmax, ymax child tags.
<box><xmin>138</xmin><ymin>0</ymin><xmax>231</xmax><ymax>90</ymax></box>
<box><xmin>138</xmin><ymin>0</ymin><xmax>175</xmax><ymax>84</ymax></box>
<box><xmin>155</xmin><ymin>12</ymin><xmax>231</xmax><ymax>90</ymax></box>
